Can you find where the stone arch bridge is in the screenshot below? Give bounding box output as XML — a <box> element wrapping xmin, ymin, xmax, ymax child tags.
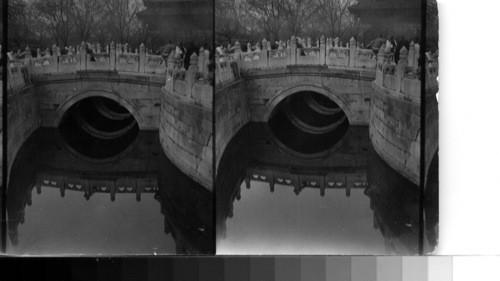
<box><xmin>215</xmin><ymin>36</ymin><xmax>438</xmax><ymax>187</ymax></box>
<box><xmin>7</xmin><ymin>42</ymin><xmax>213</xmax><ymax>190</ymax></box>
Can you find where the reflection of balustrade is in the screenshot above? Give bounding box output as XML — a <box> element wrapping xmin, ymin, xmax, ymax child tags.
<box><xmin>244</xmin><ymin>167</ymin><xmax>368</xmax><ymax>197</ymax></box>
<box><xmin>35</xmin><ymin>173</ymin><xmax>158</xmax><ymax>202</ymax></box>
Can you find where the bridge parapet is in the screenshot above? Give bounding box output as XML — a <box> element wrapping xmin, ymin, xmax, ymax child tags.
<box><xmin>373</xmin><ymin>42</ymin><xmax>427</xmax><ymax>102</ymax></box>
<box><xmin>165</xmin><ymin>50</ymin><xmax>212</xmax><ymax>106</ymax></box>
<box><xmin>162</xmin><ymin>50</ymin><xmax>214</xmax><ymax>190</ymax></box>
<box><xmin>8</xmin><ymin>41</ymin><xmax>168</xmax><ymax>77</ymax></box>
<box><xmin>6</xmin><ymin>65</ymin><xmax>31</xmax><ymax>92</ymax></box>
<box><xmin>215</xmin><ymin>54</ymin><xmax>241</xmax><ymax>85</ymax></box>
<box><xmin>219</xmin><ymin>36</ymin><xmax>380</xmax><ymax>75</ymax></box>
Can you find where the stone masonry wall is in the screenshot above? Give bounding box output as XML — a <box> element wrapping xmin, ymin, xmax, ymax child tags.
<box><xmin>425</xmin><ymin>88</ymin><xmax>439</xmax><ymax>185</ymax></box>
<box><xmin>215</xmin><ymin>79</ymin><xmax>250</xmax><ymax>172</ymax></box>
<box><xmin>370</xmin><ymin>82</ymin><xmax>421</xmax><ymax>185</ymax></box>
<box><xmin>160</xmin><ymin>86</ymin><xmax>213</xmax><ymax>190</ymax></box>
<box><xmin>7</xmin><ymin>85</ymin><xmax>41</xmax><ymax>179</ymax></box>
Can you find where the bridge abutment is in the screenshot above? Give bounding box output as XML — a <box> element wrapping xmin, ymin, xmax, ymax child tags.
<box><xmin>7</xmin><ymin>70</ymin><xmax>41</xmax><ymax>181</ymax></box>
<box><xmin>370</xmin><ymin>82</ymin><xmax>421</xmax><ymax>185</ymax></box>
<box><xmin>215</xmin><ymin>79</ymin><xmax>250</xmax><ymax>171</ymax></box>
<box><xmin>160</xmin><ymin>53</ymin><xmax>213</xmax><ymax>190</ymax></box>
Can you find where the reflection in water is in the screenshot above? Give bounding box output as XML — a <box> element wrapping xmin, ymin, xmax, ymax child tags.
<box><xmin>6</xmin><ymin>128</ymin><xmax>214</xmax><ymax>255</ymax></box>
<box><xmin>216</xmin><ymin>123</ymin><xmax>437</xmax><ymax>255</ymax></box>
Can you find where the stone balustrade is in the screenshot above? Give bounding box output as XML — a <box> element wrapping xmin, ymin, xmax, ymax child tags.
<box><xmin>162</xmin><ymin>50</ymin><xmax>213</xmax><ymax>190</ymax></box>
<box><xmin>165</xmin><ymin>49</ymin><xmax>212</xmax><ymax>105</ymax></box>
<box><xmin>8</xmin><ymin>41</ymin><xmax>169</xmax><ymax>77</ymax></box>
<box><xmin>373</xmin><ymin>42</ymin><xmax>429</xmax><ymax>102</ymax></box>
<box><xmin>7</xmin><ymin>65</ymin><xmax>31</xmax><ymax>92</ymax></box>
<box><xmin>215</xmin><ymin>54</ymin><xmax>240</xmax><ymax>85</ymax></box>
<box><xmin>222</xmin><ymin>36</ymin><xmax>380</xmax><ymax>72</ymax></box>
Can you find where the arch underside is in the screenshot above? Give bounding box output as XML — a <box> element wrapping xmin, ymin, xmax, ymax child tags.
<box><xmin>52</xmin><ymin>89</ymin><xmax>146</xmax><ymax>130</ymax></box>
<box><xmin>262</xmin><ymin>84</ymin><xmax>355</xmax><ymax>124</ymax></box>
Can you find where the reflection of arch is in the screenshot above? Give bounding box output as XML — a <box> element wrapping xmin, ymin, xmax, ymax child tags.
<box><xmin>261</xmin><ymin>84</ymin><xmax>354</xmax><ymax>123</ymax></box>
<box><xmin>424</xmin><ymin>150</ymin><xmax>438</xmax><ymax>251</ymax></box>
<box><xmin>267</xmin><ymin>123</ymin><xmax>354</xmax><ymax>160</ymax></box>
<box><xmin>52</xmin><ymin>89</ymin><xmax>146</xmax><ymax>129</ymax></box>
<box><xmin>425</xmin><ymin>148</ymin><xmax>439</xmax><ymax>188</ymax></box>
<box><xmin>56</xmin><ymin>129</ymin><xmax>143</xmax><ymax>164</ymax></box>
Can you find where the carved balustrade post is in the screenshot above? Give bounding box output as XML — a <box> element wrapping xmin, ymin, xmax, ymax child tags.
<box><xmin>414</xmin><ymin>43</ymin><xmax>420</xmax><ymax>73</ymax></box>
<box><xmin>290</xmin><ymin>36</ymin><xmax>297</xmax><ymax>65</ymax></box>
<box><xmin>139</xmin><ymin>43</ymin><xmax>146</xmax><ymax>73</ymax></box>
<box><xmin>320</xmin><ymin>35</ymin><xmax>326</xmax><ymax>65</ymax></box>
<box><xmin>165</xmin><ymin>51</ymin><xmax>176</xmax><ymax>90</ymax></box>
<box><xmin>203</xmin><ymin>49</ymin><xmax>210</xmax><ymax>80</ymax></box>
<box><xmin>215</xmin><ymin>55</ymin><xmax>221</xmax><ymax>85</ymax></box>
<box><xmin>110</xmin><ymin>41</ymin><xmax>116</xmax><ymax>71</ymax></box>
<box><xmin>198</xmin><ymin>47</ymin><xmax>205</xmax><ymax>73</ymax></box>
<box><xmin>349</xmin><ymin>37</ymin><xmax>356</xmax><ymax>68</ymax></box>
<box><xmin>396</xmin><ymin>46</ymin><xmax>408</xmax><ymax>93</ymax></box>
<box><xmin>233</xmin><ymin>41</ymin><xmax>242</xmax><ymax>71</ymax></box>
<box><xmin>262</xmin><ymin>39</ymin><xmax>269</xmax><ymax>67</ymax></box>
<box><xmin>408</xmin><ymin>41</ymin><xmax>415</xmax><ymax>68</ymax></box>
<box><xmin>80</xmin><ymin>41</ymin><xmax>87</xmax><ymax>71</ymax></box>
<box><xmin>187</xmin><ymin>52</ymin><xmax>199</xmax><ymax>98</ymax></box>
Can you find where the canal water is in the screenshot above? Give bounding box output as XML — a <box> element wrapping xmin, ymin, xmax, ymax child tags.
<box><xmin>216</xmin><ymin>123</ymin><xmax>437</xmax><ymax>255</ymax></box>
<box><xmin>6</xmin><ymin>128</ymin><xmax>214</xmax><ymax>255</ymax></box>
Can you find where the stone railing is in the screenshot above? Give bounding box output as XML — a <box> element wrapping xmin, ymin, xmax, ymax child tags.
<box><xmin>223</xmin><ymin>36</ymin><xmax>380</xmax><ymax>72</ymax></box>
<box><xmin>215</xmin><ymin>54</ymin><xmax>240</xmax><ymax>85</ymax></box>
<box><xmin>6</xmin><ymin>65</ymin><xmax>31</xmax><ymax>92</ymax></box>
<box><xmin>373</xmin><ymin>42</ymin><xmax>426</xmax><ymax>102</ymax></box>
<box><xmin>7</xmin><ymin>42</ymin><xmax>168</xmax><ymax>76</ymax></box>
<box><xmin>165</xmin><ymin>49</ymin><xmax>212</xmax><ymax>105</ymax></box>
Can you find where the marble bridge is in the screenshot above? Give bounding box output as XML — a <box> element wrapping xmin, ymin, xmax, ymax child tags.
<box><xmin>7</xmin><ymin>41</ymin><xmax>213</xmax><ymax>190</ymax></box>
<box><xmin>215</xmin><ymin>35</ymin><xmax>439</xmax><ymax>187</ymax></box>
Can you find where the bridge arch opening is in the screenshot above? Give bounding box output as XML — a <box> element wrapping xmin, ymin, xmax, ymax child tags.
<box><xmin>267</xmin><ymin>91</ymin><xmax>350</xmax><ymax>155</ymax></box>
<box><xmin>58</xmin><ymin>96</ymin><xmax>140</xmax><ymax>159</ymax></box>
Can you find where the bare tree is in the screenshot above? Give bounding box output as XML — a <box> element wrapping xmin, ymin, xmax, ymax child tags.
<box><xmin>216</xmin><ymin>0</ymin><xmax>244</xmax><ymax>44</ymax></box>
<box><xmin>34</xmin><ymin>0</ymin><xmax>75</xmax><ymax>46</ymax></box>
<box><xmin>246</xmin><ymin>0</ymin><xmax>285</xmax><ymax>42</ymax></box>
<box><xmin>102</xmin><ymin>0</ymin><xmax>144</xmax><ymax>44</ymax></box>
<box><xmin>317</xmin><ymin>0</ymin><xmax>357</xmax><ymax>39</ymax></box>
<box><xmin>73</xmin><ymin>0</ymin><xmax>105</xmax><ymax>42</ymax></box>
<box><xmin>280</xmin><ymin>0</ymin><xmax>321</xmax><ymax>38</ymax></box>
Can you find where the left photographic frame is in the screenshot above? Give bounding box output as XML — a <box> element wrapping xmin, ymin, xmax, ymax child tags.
<box><xmin>2</xmin><ymin>0</ymin><xmax>215</xmax><ymax>255</ymax></box>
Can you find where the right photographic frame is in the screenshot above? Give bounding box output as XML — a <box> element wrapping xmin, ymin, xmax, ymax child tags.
<box><xmin>214</xmin><ymin>0</ymin><xmax>438</xmax><ymax>255</ymax></box>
